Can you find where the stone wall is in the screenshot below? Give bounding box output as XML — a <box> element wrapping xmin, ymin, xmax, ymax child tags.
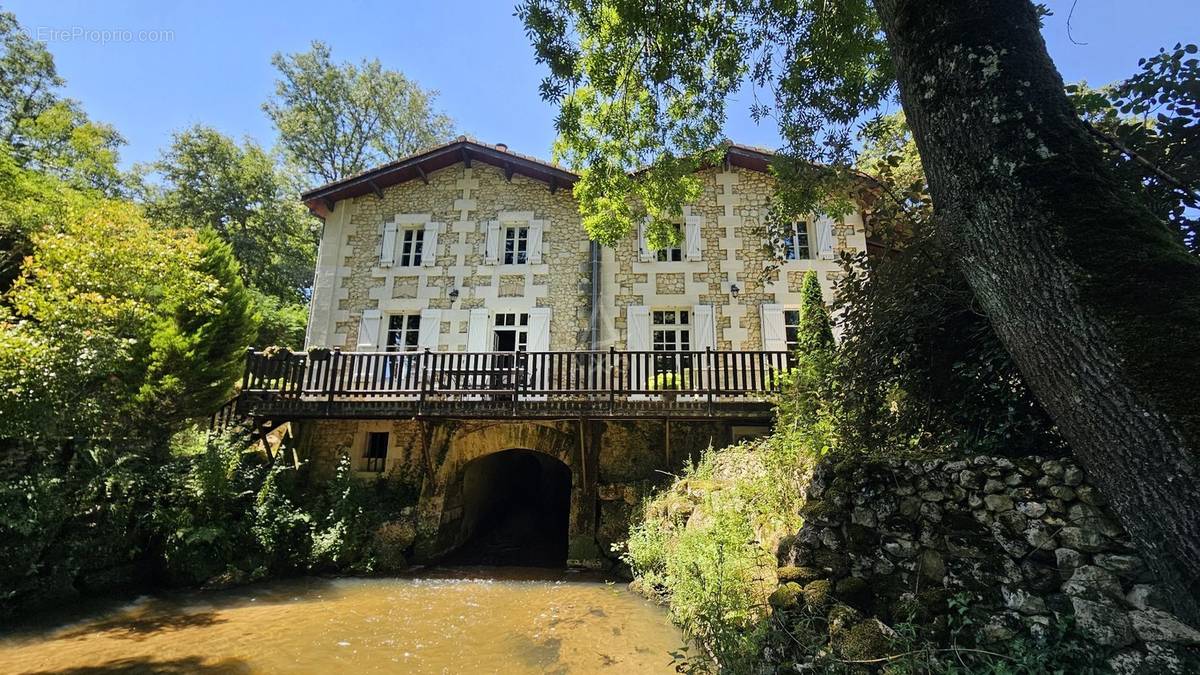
<box><xmin>597</xmin><ymin>166</ymin><xmax>869</xmax><ymax>349</ymax></box>
<box><xmin>771</xmin><ymin>454</ymin><xmax>1200</xmax><ymax>672</ymax></box>
<box><xmin>293</xmin><ymin>417</ymin><xmax>759</xmax><ymax>567</ymax></box>
<box><xmin>305</xmin><ymin>161</ymin><xmax>592</xmax><ymax>352</ymax></box>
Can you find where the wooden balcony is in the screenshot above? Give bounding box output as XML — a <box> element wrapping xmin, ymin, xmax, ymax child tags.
<box><xmin>235</xmin><ymin>348</ymin><xmax>790</xmax><ymax>421</ymax></box>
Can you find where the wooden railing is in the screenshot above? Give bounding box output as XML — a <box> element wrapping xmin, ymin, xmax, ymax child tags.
<box><xmin>241</xmin><ymin>348</ymin><xmax>790</xmax><ymax>406</ymax></box>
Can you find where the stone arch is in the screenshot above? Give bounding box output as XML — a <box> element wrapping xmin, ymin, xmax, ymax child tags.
<box><xmin>415</xmin><ymin>421</ymin><xmax>587</xmax><ymax>563</ymax></box>
<box><xmin>436</xmin><ymin>421</ymin><xmax>577</xmax><ymax>484</ymax></box>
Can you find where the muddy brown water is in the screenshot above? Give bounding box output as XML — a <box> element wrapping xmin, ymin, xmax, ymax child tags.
<box><xmin>0</xmin><ymin>568</ymin><xmax>685</xmax><ymax>674</ymax></box>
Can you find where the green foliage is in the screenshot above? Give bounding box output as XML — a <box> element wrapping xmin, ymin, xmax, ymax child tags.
<box><xmin>1066</xmin><ymin>44</ymin><xmax>1200</xmax><ymax>253</ymax></box>
<box><xmin>519</xmin><ymin>0</ymin><xmax>892</xmax><ymax>246</ymax></box>
<box><xmin>250</xmin><ymin>288</ymin><xmax>309</xmax><ymax>349</ymax></box>
<box><xmin>137</xmin><ymin>230</ymin><xmax>259</xmax><ymax>432</ymax></box>
<box><xmin>0</xmin><ymin>11</ymin><xmax>127</xmax><ymax>194</ymax></box>
<box><xmin>144</xmin><ymin>125</ymin><xmax>318</xmax><ymax>301</ymax></box>
<box><xmin>625</xmin><ymin>437</ymin><xmax>812</xmax><ymax>671</ymax></box>
<box><xmin>775</xmin><ymin>270</ymin><xmax>837</xmax><ymax>455</ymax></box>
<box><xmin>647</xmin><ymin>371</ymin><xmax>690</xmax><ymax>390</ymax></box>
<box><xmin>264</xmin><ymin>41</ymin><xmax>454</xmax><ymax>186</ymax></box>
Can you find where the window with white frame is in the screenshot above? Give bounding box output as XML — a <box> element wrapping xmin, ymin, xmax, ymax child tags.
<box><xmin>493</xmin><ymin>312</ymin><xmax>529</xmax><ymax>351</ymax></box>
<box><xmin>385</xmin><ymin>314</ymin><xmax>421</xmax><ymax>352</ymax></box>
<box><xmin>503</xmin><ymin>225</ymin><xmax>529</xmax><ymax>264</ymax></box>
<box><xmin>652</xmin><ymin>309</ymin><xmax>691</xmax><ymax>373</ymax></box>
<box><xmin>783</xmin><ymin>221</ymin><xmax>811</xmax><ymax>261</ymax></box>
<box><xmin>655</xmin><ymin>224</ymin><xmax>684</xmax><ymax>262</ymax></box>
<box><xmin>784</xmin><ymin>309</ymin><xmax>802</xmax><ymax>353</ymax></box>
<box><xmin>398</xmin><ymin>228</ymin><xmax>424</xmax><ymax>266</ymax></box>
<box><xmin>652</xmin><ymin>309</ymin><xmax>691</xmax><ymax>351</ymax></box>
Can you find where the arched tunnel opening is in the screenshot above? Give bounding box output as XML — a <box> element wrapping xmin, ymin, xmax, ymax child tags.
<box><xmin>445</xmin><ymin>449</ymin><xmax>572</xmax><ymax>567</ymax></box>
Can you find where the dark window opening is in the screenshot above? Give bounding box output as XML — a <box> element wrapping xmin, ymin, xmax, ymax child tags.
<box><xmin>363</xmin><ymin>431</ymin><xmax>389</xmax><ymax>472</ymax></box>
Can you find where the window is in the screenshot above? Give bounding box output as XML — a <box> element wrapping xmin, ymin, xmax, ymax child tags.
<box><xmin>783</xmin><ymin>221</ymin><xmax>811</xmax><ymax>261</ymax></box>
<box><xmin>363</xmin><ymin>431</ymin><xmax>389</xmax><ymax>472</ymax></box>
<box><xmin>386</xmin><ymin>314</ymin><xmax>421</xmax><ymax>352</ymax></box>
<box><xmin>503</xmin><ymin>226</ymin><xmax>528</xmax><ymax>264</ymax></box>
<box><xmin>652</xmin><ymin>309</ymin><xmax>691</xmax><ymax>373</ymax></box>
<box><xmin>398</xmin><ymin>228</ymin><xmax>424</xmax><ymax>266</ymax></box>
<box><xmin>655</xmin><ymin>224</ymin><xmax>684</xmax><ymax>262</ymax></box>
<box><xmin>784</xmin><ymin>310</ymin><xmax>801</xmax><ymax>353</ymax></box>
<box><xmin>493</xmin><ymin>312</ymin><xmax>529</xmax><ymax>351</ymax></box>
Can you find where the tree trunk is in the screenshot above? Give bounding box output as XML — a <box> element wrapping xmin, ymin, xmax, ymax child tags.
<box><xmin>874</xmin><ymin>0</ymin><xmax>1200</xmax><ymax>622</ymax></box>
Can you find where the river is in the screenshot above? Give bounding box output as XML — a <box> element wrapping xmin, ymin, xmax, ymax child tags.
<box><xmin>0</xmin><ymin>568</ymin><xmax>684</xmax><ymax>674</ymax></box>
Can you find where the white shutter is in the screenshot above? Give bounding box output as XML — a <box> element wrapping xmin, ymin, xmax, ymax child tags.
<box><xmin>422</xmin><ymin>222</ymin><xmax>439</xmax><ymax>267</ymax></box>
<box><xmin>691</xmin><ymin>304</ymin><xmax>715</xmax><ymax>351</ymax></box>
<box><xmin>627</xmin><ymin>305</ymin><xmax>650</xmax><ymax>351</ymax></box>
<box><xmin>528</xmin><ymin>219</ymin><xmax>545</xmax><ymax>264</ymax></box>
<box><xmin>380</xmin><ymin>221</ymin><xmax>397</xmax><ymax>267</ymax></box>
<box><xmin>417</xmin><ymin>309</ymin><xmax>441</xmax><ymax>350</ymax></box>
<box><xmin>684</xmin><ymin>216</ymin><xmax>702</xmax><ymax>261</ymax></box>
<box><xmin>760</xmin><ymin>304</ymin><xmax>787</xmax><ymax>352</ymax></box>
<box><xmin>467</xmin><ymin>308</ymin><xmax>490</xmax><ymax>352</ymax></box>
<box><xmin>357</xmin><ymin>309</ymin><xmax>382</xmax><ymax>349</ymax></box>
<box><xmin>637</xmin><ymin>219</ymin><xmax>652</xmax><ymax>262</ymax></box>
<box><xmin>485</xmin><ymin>220</ymin><xmax>501</xmax><ymax>263</ymax></box>
<box><xmin>528</xmin><ymin>307</ymin><xmax>551</xmax><ymax>351</ymax></box>
<box><xmin>816</xmin><ymin>216</ymin><xmax>835</xmax><ymax>259</ymax></box>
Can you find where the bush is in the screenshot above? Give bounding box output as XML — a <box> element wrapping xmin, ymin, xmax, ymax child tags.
<box><xmin>625</xmin><ymin>437</ymin><xmax>813</xmax><ymax>672</ymax></box>
<box><xmin>647</xmin><ymin>371</ymin><xmax>691</xmax><ymax>391</ymax></box>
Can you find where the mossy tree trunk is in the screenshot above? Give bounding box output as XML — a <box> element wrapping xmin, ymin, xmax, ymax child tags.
<box><xmin>874</xmin><ymin>0</ymin><xmax>1200</xmax><ymax>621</ymax></box>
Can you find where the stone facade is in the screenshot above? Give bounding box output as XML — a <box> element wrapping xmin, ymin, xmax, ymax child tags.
<box><xmin>597</xmin><ymin>166</ymin><xmax>868</xmax><ymax>351</ymax></box>
<box><xmin>770</xmin><ymin>454</ymin><xmax>1200</xmax><ymax>671</ymax></box>
<box><xmin>293</xmin><ymin>417</ymin><xmax>765</xmax><ymax>567</ymax></box>
<box><xmin>306</xmin><ymin>161</ymin><xmax>592</xmax><ymax>353</ymax></box>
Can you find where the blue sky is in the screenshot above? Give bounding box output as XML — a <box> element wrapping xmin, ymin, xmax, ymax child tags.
<box><xmin>6</xmin><ymin>0</ymin><xmax>1198</xmax><ymax>170</ymax></box>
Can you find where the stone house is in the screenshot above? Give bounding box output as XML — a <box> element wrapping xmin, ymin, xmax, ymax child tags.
<box><xmin>240</xmin><ymin>137</ymin><xmax>871</xmax><ymax>566</ymax></box>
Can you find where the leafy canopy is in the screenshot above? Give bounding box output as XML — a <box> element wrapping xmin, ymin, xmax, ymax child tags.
<box><xmin>519</xmin><ymin>0</ymin><xmax>893</xmax><ymax>247</ymax></box>
<box><xmin>144</xmin><ymin>125</ymin><xmax>318</xmax><ymax>302</ymax></box>
<box><xmin>264</xmin><ymin>41</ymin><xmax>454</xmax><ymax>187</ymax></box>
<box><xmin>0</xmin><ymin>11</ymin><xmax>126</xmax><ymax>195</ymax></box>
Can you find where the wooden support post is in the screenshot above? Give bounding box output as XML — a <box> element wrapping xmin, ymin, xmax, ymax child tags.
<box><xmin>418</xmin><ymin>418</ymin><xmax>436</xmax><ymax>479</ymax></box>
<box><xmin>665</xmin><ymin>419</ymin><xmax>671</xmax><ymax>468</ymax></box>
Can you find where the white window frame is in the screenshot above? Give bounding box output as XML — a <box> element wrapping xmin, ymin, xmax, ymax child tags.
<box><xmin>783</xmin><ymin>308</ymin><xmax>802</xmax><ymax>353</ymax></box>
<box><xmin>397</xmin><ymin>228</ymin><xmax>425</xmax><ymax>267</ymax></box>
<box><xmin>651</xmin><ymin>309</ymin><xmax>691</xmax><ymax>352</ymax></box>
<box><xmin>493</xmin><ymin>312</ymin><xmax>529</xmax><ymax>351</ymax></box>
<box><xmin>503</xmin><ymin>225</ymin><xmax>529</xmax><ymax>265</ymax></box>
<box><xmin>783</xmin><ymin>222</ymin><xmax>811</xmax><ymax>261</ymax></box>
<box><xmin>654</xmin><ymin>223</ymin><xmax>684</xmax><ymax>262</ymax></box>
<box><xmin>385</xmin><ymin>313</ymin><xmax>422</xmax><ymax>352</ymax></box>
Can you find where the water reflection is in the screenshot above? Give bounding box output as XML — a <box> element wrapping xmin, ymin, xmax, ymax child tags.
<box><xmin>0</xmin><ymin>568</ymin><xmax>682</xmax><ymax>674</ymax></box>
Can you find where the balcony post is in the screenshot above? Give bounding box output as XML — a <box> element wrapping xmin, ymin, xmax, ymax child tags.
<box><xmin>706</xmin><ymin>347</ymin><xmax>714</xmax><ymax>416</ymax></box>
<box><xmin>418</xmin><ymin>348</ymin><xmax>430</xmax><ymax>415</ymax></box>
<box><xmin>608</xmin><ymin>346</ymin><xmax>616</xmax><ymax>413</ymax></box>
<box><xmin>242</xmin><ymin>347</ymin><xmax>254</xmax><ymax>392</ymax></box>
<box><xmin>511</xmin><ymin>351</ymin><xmax>520</xmax><ymax>416</ymax></box>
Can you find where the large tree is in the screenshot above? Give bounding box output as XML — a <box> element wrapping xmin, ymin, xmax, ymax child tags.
<box><xmin>0</xmin><ymin>11</ymin><xmax>125</xmax><ymax>195</ymax></box>
<box><xmin>520</xmin><ymin>0</ymin><xmax>1200</xmax><ymax>620</ymax></box>
<box><xmin>145</xmin><ymin>125</ymin><xmax>317</xmax><ymax>302</ymax></box>
<box><xmin>263</xmin><ymin>41</ymin><xmax>454</xmax><ymax>186</ymax></box>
